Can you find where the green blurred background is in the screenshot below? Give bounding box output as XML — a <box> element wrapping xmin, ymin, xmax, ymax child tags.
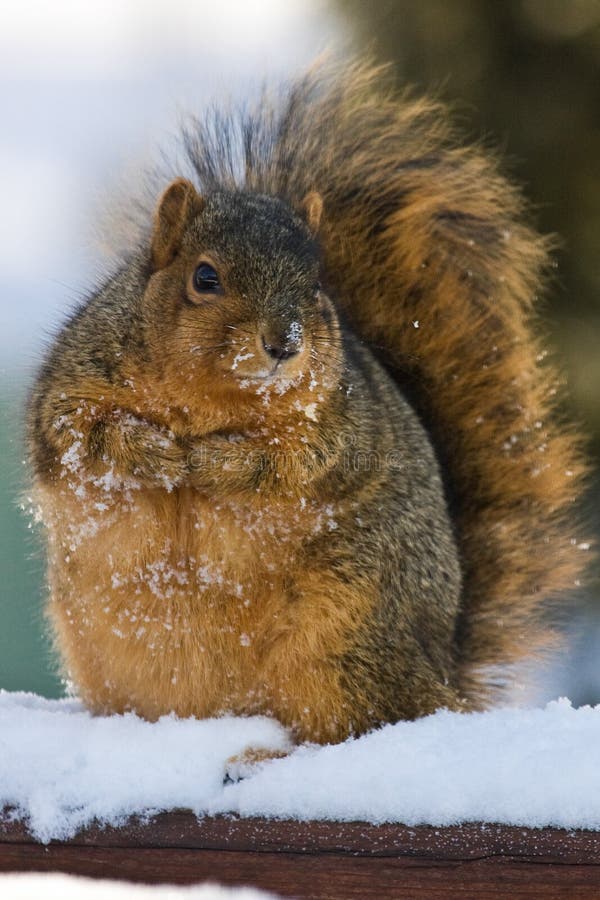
<box><xmin>1</xmin><ymin>0</ymin><xmax>599</xmax><ymax>703</ymax></box>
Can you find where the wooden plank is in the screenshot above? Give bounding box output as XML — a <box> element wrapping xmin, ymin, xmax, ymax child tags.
<box><xmin>2</xmin><ymin>812</ymin><xmax>600</xmax><ymax>864</ymax></box>
<box><xmin>2</xmin><ymin>814</ymin><xmax>600</xmax><ymax>898</ymax></box>
<box><xmin>2</xmin><ymin>843</ymin><xmax>600</xmax><ymax>899</ymax></box>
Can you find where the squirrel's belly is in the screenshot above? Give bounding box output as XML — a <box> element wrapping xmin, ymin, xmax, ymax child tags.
<box><xmin>35</xmin><ymin>478</ymin><xmax>336</xmax><ymax>723</ymax></box>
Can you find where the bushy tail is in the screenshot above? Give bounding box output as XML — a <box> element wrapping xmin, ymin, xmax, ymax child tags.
<box><xmin>181</xmin><ymin>59</ymin><xmax>590</xmax><ymax>705</ymax></box>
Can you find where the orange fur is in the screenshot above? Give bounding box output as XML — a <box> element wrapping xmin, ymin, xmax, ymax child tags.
<box><xmin>37</xmin><ymin>474</ymin><xmax>367</xmax><ymax>741</ymax></box>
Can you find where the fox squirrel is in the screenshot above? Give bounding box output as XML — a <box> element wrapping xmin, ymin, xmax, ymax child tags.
<box><xmin>27</xmin><ymin>60</ymin><xmax>589</xmax><ymax>744</ymax></box>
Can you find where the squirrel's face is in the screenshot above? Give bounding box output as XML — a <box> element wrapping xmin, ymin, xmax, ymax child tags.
<box><xmin>143</xmin><ymin>180</ymin><xmax>341</xmax><ymax>404</ymax></box>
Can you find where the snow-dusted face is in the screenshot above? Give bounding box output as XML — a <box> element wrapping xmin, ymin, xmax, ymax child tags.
<box><xmin>145</xmin><ymin>188</ymin><xmax>342</xmax><ymax>396</ymax></box>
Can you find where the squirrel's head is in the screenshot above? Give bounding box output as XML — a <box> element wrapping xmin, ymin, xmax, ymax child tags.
<box><xmin>142</xmin><ymin>178</ymin><xmax>341</xmax><ymax>415</ymax></box>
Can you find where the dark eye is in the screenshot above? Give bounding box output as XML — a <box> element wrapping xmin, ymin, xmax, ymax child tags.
<box><xmin>313</xmin><ymin>281</ymin><xmax>322</xmax><ymax>297</ymax></box>
<box><xmin>193</xmin><ymin>263</ymin><xmax>221</xmax><ymax>293</ymax></box>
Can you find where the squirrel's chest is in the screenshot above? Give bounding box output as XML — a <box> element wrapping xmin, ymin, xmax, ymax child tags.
<box><xmin>41</xmin><ymin>476</ymin><xmax>318</xmax><ymax>575</ymax></box>
<box><xmin>174</xmin><ymin>487</ymin><xmax>316</xmax><ymax>570</ymax></box>
<box><xmin>42</xmin><ymin>479</ymin><xmax>325</xmax><ymax>635</ymax></box>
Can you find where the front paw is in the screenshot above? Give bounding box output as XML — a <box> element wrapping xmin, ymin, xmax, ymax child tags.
<box><xmin>186</xmin><ymin>433</ymin><xmax>252</xmax><ymax>487</ymax></box>
<box><xmin>224</xmin><ymin>747</ymin><xmax>290</xmax><ymax>784</ymax></box>
<box><xmin>127</xmin><ymin>423</ymin><xmax>188</xmax><ymax>489</ymax></box>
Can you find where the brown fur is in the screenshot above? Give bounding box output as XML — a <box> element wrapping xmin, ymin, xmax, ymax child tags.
<box><xmin>26</xmin><ymin>60</ymin><xmax>589</xmax><ymax>745</ymax></box>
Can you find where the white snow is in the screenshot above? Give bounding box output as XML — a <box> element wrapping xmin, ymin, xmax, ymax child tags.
<box><xmin>1</xmin><ymin>692</ymin><xmax>600</xmax><ymax>843</ymax></box>
<box><xmin>286</xmin><ymin>321</ymin><xmax>302</xmax><ymax>344</ymax></box>
<box><xmin>0</xmin><ymin>874</ymin><xmax>274</xmax><ymax>899</ymax></box>
<box><xmin>231</xmin><ymin>350</ymin><xmax>255</xmax><ymax>371</ymax></box>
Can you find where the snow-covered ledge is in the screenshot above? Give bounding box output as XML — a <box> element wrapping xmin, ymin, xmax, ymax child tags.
<box><xmin>2</xmin><ymin>692</ymin><xmax>600</xmax><ymax>897</ymax></box>
<box><xmin>1</xmin><ymin>691</ymin><xmax>600</xmax><ymax>841</ymax></box>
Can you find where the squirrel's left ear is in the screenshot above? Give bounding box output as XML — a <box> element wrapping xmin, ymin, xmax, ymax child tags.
<box><xmin>151</xmin><ymin>178</ymin><xmax>204</xmax><ymax>271</ymax></box>
<box><xmin>301</xmin><ymin>191</ymin><xmax>323</xmax><ymax>236</ymax></box>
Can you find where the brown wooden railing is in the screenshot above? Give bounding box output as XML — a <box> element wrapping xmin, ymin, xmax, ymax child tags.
<box><xmin>2</xmin><ymin>812</ymin><xmax>600</xmax><ymax>898</ymax></box>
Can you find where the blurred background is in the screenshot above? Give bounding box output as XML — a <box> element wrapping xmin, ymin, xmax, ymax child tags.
<box><xmin>1</xmin><ymin>0</ymin><xmax>598</xmax><ymax>703</ymax></box>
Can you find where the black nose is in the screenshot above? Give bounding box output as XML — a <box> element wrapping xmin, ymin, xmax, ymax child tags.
<box><xmin>262</xmin><ymin>329</ymin><xmax>303</xmax><ymax>361</ymax></box>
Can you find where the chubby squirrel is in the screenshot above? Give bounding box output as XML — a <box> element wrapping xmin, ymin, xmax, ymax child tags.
<box><xmin>27</xmin><ymin>60</ymin><xmax>589</xmax><ymax>744</ymax></box>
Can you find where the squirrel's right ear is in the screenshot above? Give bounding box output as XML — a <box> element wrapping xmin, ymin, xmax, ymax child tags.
<box><xmin>151</xmin><ymin>178</ymin><xmax>204</xmax><ymax>271</ymax></box>
<box><xmin>300</xmin><ymin>191</ymin><xmax>324</xmax><ymax>236</ymax></box>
